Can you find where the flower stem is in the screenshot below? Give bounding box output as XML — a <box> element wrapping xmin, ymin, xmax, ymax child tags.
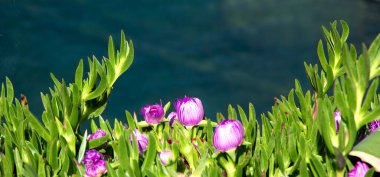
<box><xmin>226</xmin><ymin>149</ymin><xmax>237</xmax><ymax>163</ymax></box>
<box><xmin>336</xmin><ymin>169</ymin><xmax>344</xmax><ymax>177</ymax></box>
<box><xmin>217</xmin><ymin>155</ymin><xmax>237</xmax><ymax>177</ymax></box>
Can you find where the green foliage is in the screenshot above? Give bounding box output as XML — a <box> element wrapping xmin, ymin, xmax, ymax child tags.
<box><xmin>1</xmin><ymin>21</ymin><xmax>380</xmax><ymax>176</ymax></box>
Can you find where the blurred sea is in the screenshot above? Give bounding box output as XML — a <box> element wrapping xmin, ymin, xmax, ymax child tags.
<box><xmin>0</xmin><ymin>0</ymin><xmax>380</xmax><ymax>124</ymax></box>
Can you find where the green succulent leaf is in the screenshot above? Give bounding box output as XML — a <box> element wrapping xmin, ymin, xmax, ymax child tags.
<box><xmin>77</xmin><ymin>130</ymin><xmax>88</xmax><ymax>164</ymax></box>
<box><xmin>88</xmin><ymin>135</ymin><xmax>110</xmax><ymax>149</ymax></box>
<box><xmin>142</xmin><ymin>133</ymin><xmax>157</xmax><ymax>174</ymax></box>
<box><xmin>350</xmin><ymin>131</ymin><xmax>380</xmax><ymax>172</ymax></box>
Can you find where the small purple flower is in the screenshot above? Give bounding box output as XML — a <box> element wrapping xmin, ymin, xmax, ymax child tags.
<box><xmin>159</xmin><ymin>150</ymin><xmax>175</xmax><ymax>165</ymax></box>
<box><xmin>213</xmin><ymin>120</ymin><xmax>244</xmax><ymax>152</ymax></box>
<box><xmin>82</xmin><ymin>150</ymin><xmax>107</xmax><ymax>177</ymax></box>
<box><xmin>174</xmin><ymin>96</ymin><xmax>204</xmax><ymax>126</ymax></box>
<box><xmin>87</xmin><ymin>129</ymin><xmax>107</xmax><ymax>141</ymax></box>
<box><xmin>334</xmin><ymin>111</ymin><xmax>342</xmax><ymax>133</ymax></box>
<box><xmin>141</xmin><ymin>104</ymin><xmax>164</xmax><ymax>124</ymax></box>
<box><xmin>348</xmin><ymin>161</ymin><xmax>369</xmax><ymax>177</ymax></box>
<box><xmin>130</xmin><ymin>129</ymin><xmax>149</xmax><ymax>153</ymax></box>
<box><xmin>85</xmin><ymin>160</ymin><xmax>107</xmax><ymax>177</ymax></box>
<box><xmin>82</xmin><ymin>149</ymin><xmax>103</xmax><ymax>166</ymax></box>
<box><xmin>368</xmin><ymin>119</ymin><xmax>380</xmax><ymax>133</ymax></box>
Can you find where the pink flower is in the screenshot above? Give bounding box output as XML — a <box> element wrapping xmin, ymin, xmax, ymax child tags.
<box><xmin>87</xmin><ymin>130</ymin><xmax>107</xmax><ymax>141</ymax></box>
<box><xmin>130</xmin><ymin>129</ymin><xmax>149</xmax><ymax>153</ymax></box>
<box><xmin>82</xmin><ymin>150</ymin><xmax>107</xmax><ymax>177</ymax></box>
<box><xmin>348</xmin><ymin>161</ymin><xmax>369</xmax><ymax>177</ymax></box>
<box><xmin>213</xmin><ymin>120</ymin><xmax>244</xmax><ymax>152</ymax></box>
<box><xmin>174</xmin><ymin>96</ymin><xmax>204</xmax><ymax>126</ymax></box>
<box><xmin>82</xmin><ymin>149</ymin><xmax>103</xmax><ymax>166</ymax></box>
<box><xmin>85</xmin><ymin>160</ymin><xmax>107</xmax><ymax>177</ymax></box>
<box><xmin>159</xmin><ymin>150</ymin><xmax>175</xmax><ymax>165</ymax></box>
<box><xmin>141</xmin><ymin>104</ymin><xmax>164</xmax><ymax>124</ymax></box>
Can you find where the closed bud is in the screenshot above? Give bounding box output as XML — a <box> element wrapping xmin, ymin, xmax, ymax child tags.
<box><xmin>130</xmin><ymin>129</ymin><xmax>149</xmax><ymax>153</ymax></box>
<box><xmin>334</xmin><ymin>111</ymin><xmax>341</xmax><ymax>133</ymax></box>
<box><xmin>213</xmin><ymin>120</ymin><xmax>244</xmax><ymax>152</ymax></box>
<box><xmin>159</xmin><ymin>150</ymin><xmax>175</xmax><ymax>166</ymax></box>
<box><xmin>141</xmin><ymin>104</ymin><xmax>164</xmax><ymax>124</ymax></box>
<box><xmin>174</xmin><ymin>96</ymin><xmax>204</xmax><ymax>126</ymax></box>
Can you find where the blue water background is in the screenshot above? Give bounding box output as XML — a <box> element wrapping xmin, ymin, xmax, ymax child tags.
<box><xmin>1</xmin><ymin>0</ymin><xmax>380</xmax><ymax>125</ymax></box>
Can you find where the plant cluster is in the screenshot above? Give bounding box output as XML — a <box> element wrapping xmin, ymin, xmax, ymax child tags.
<box><xmin>0</xmin><ymin>21</ymin><xmax>380</xmax><ymax>177</ymax></box>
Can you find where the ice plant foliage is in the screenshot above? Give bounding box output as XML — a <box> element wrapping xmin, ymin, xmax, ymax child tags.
<box><xmin>213</xmin><ymin>120</ymin><xmax>244</xmax><ymax>152</ymax></box>
<box><xmin>174</xmin><ymin>96</ymin><xmax>204</xmax><ymax>126</ymax></box>
<box><xmin>1</xmin><ymin>21</ymin><xmax>380</xmax><ymax>177</ymax></box>
<box><xmin>141</xmin><ymin>103</ymin><xmax>164</xmax><ymax>124</ymax></box>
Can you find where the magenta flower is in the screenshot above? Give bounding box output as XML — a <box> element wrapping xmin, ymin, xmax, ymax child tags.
<box><xmin>141</xmin><ymin>104</ymin><xmax>164</xmax><ymax>124</ymax></box>
<box><xmin>334</xmin><ymin>111</ymin><xmax>342</xmax><ymax>133</ymax></box>
<box><xmin>213</xmin><ymin>120</ymin><xmax>244</xmax><ymax>152</ymax></box>
<box><xmin>82</xmin><ymin>149</ymin><xmax>107</xmax><ymax>177</ymax></box>
<box><xmin>174</xmin><ymin>96</ymin><xmax>204</xmax><ymax>126</ymax></box>
<box><xmin>85</xmin><ymin>160</ymin><xmax>107</xmax><ymax>177</ymax></box>
<box><xmin>87</xmin><ymin>129</ymin><xmax>107</xmax><ymax>141</ymax></box>
<box><xmin>82</xmin><ymin>149</ymin><xmax>103</xmax><ymax>166</ymax></box>
<box><xmin>130</xmin><ymin>129</ymin><xmax>149</xmax><ymax>153</ymax></box>
<box><xmin>368</xmin><ymin>119</ymin><xmax>380</xmax><ymax>133</ymax></box>
<box><xmin>348</xmin><ymin>161</ymin><xmax>369</xmax><ymax>177</ymax></box>
<box><xmin>159</xmin><ymin>150</ymin><xmax>175</xmax><ymax>166</ymax></box>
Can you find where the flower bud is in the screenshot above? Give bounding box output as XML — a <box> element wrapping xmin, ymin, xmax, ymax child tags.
<box><xmin>130</xmin><ymin>129</ymin><xmax>149</xmax><ymax>153</ymax></box>
<box><xmin>87</xmin><ymin>129</ymin><xmax>107</xmax><ymax>141</ymax></box>
<box><xmin>348</xmin><ymin>161</ymin><xmax>369</xmax><ymax>177</ymax></box>
<box><xmin>141</xmin><ymin>104</ymin><xmax>164</xmax><ymax>124</ymax></box>
<box><xmin>213</xmin><ymin>120</ymin><xmax>244</xmax><ymax>152</ymax></box>
<box><xmin>174</xmin><ymin>96</ymin><xmax>204</xmax><ymax>126</ymax></box>
<box><xmin>159</xmin><ymin>150</ymin><xmax>175</xmax><ymax>166</ymax></box>
<box><xmin>167</xmin><ymin>112</ymin><xmax>177</xmax><ymax>126</ymax></box>
<box><xmin>334</xmin><ymin>111</ymin><xmax>342</xmax><ymax>133</ymax></box>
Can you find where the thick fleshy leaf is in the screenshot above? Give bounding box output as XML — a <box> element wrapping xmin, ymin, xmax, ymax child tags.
<box><xmin>77</xmin><ymin>130</ymin><xmax>87</xmax><ymax>163</ymax></box>
<box><xmin>25</xmin><ymin>110</ymin><xmax>51</xmax><ymax>141</ymax></box>
<box><xmin>126</xmin><ymin>111</ymin><xmax>136</xmax><ymax>129</ymax></box>
<box><xmin>23</xmin><ymin>164</ymin><xmax>38</xmax><ymax>177</ymax></box>
<box><xmin>142</xmin><ymin>133</ymin><xmax>156</xmax><ymax>173</ymax></box>
<box><xmin>88</xmin><ymin>135</ymin><xmax>110</xmax><ymax>149</ymax></box>
<box><xmin>83</xmin><ymin>61</ymin><xmax>108</xmax><ymax>101</ymax></box>
<box><xmin>5</xmin><ymin>77</ymin><xmax>13</xmax><ymax>104</ymax></box>
<box><xmin>106</xmin><ymin>162</ymin><xmax>117</xmax><ymax>177</ymax></box>
<box><xmin>118</xmin><ymin>133</ymin><xmax>130</xmax><ymax>171</ymax></box>
<box><xmin>350</xmin><ymin>131</ymin><xmax>380</xmax><ymax>172</ymax></box>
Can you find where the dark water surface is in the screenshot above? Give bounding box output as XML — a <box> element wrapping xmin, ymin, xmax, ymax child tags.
<box><xmin>1</xmin><ymin>0</ymin><xmax>380</xmax><ymax>123</ymax></box>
